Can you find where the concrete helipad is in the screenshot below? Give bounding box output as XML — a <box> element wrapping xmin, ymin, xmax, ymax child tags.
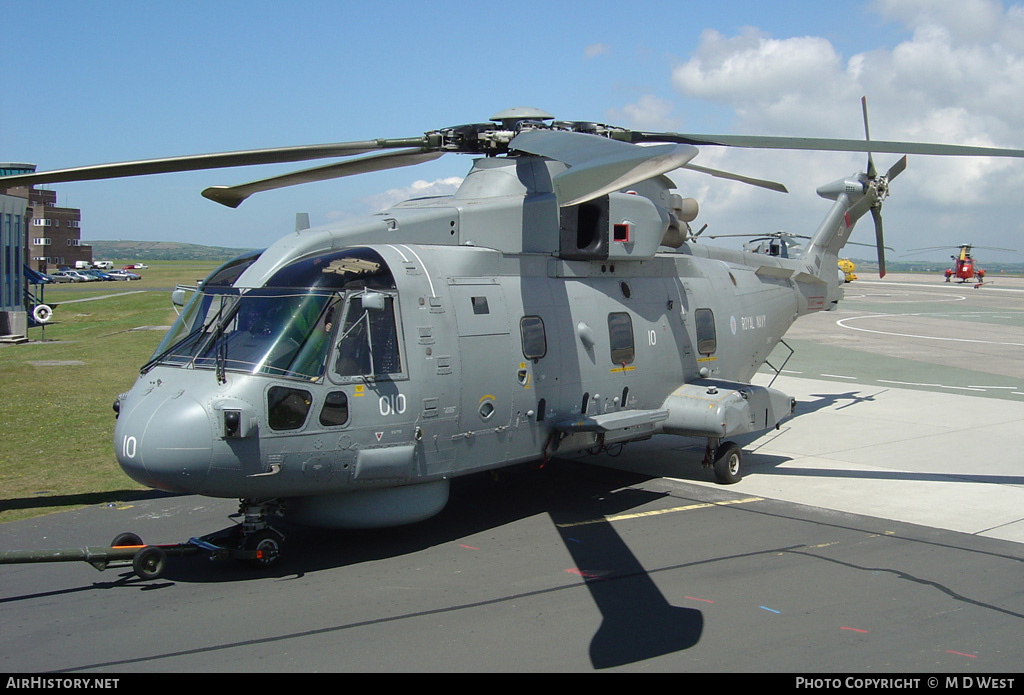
<box><xmin>594</xmin><ymin>273</ymin><xmax>1024</xmax><ymax>543</ymax></box>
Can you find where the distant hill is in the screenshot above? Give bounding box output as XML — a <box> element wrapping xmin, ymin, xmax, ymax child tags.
<box><xmin>88</xmin><ymin>240</ymin><xmax>257</xmax><ymax>261</ymax></box>
<box><xmin>845</xmin><ymin>257</ymin><xmax>1024</xmax><ymax>275</ymax></box>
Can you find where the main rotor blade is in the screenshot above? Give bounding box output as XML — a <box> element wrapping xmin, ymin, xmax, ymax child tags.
<box><xmin>624</xmin><ymin>132</ymin><xmax>1024</xmax><ymax>160</ymax></box>
<box><xmin>707</xmin><ymin>233</ymin><xmax>811</xmax><ymax>240</ymax></box>
<box><xmin>0</xmin><ymin>137</ymin><xmax>431</xmax><ymax>188</ymax></box>
<box><xmin>510</xmin><ymin>129</ymin><xmax>638</xmax><ymax>166</ymax></box>
<box><xmin>681</xmin><ymin>163</ymin><xmax>788</xmax><ymax>193</ymax></box>
<box><xmin>201</xmin><ymin>148</ymin><xmax>444</xmax><ymax>208</ymax></box>
<box><xmin>553</xmin><ymin>144</ymin><xmax>697</xmax><ymax>207</ymax></box>
<box><xmin>510</xmin><ymin>129</ymin><xmax>700</xmax><ymax>207</ymax></box>
<box><xmin>901</xmin><ymin>246</ymin><xmax>959</xmax><ymax>256</ymax></box>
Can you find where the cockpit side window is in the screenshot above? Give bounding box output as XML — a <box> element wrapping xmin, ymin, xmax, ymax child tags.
<box><xmin>331</xmin><ymin>292</ymin><xmax>403</xmax><ymax>380</ymax></box>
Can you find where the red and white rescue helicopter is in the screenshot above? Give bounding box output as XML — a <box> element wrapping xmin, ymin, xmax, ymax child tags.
<box><xmin>906</xmin><ymin>244</ymin><xmax>1018</xmax><ymax>287</ymax></box>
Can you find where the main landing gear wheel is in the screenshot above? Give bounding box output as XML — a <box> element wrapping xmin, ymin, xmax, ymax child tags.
<box><xmin>243</xmin><ymin>529</ymin><xmax>284</xmax><ymax>569</ymax></box>
<box><xmin>713</xmin><ymin>441</ymin><xmax>743</xmax><ymax>485</ymax></box>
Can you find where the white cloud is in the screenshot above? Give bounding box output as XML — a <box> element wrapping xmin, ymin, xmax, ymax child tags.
<box><xmin>357</xmin><ymin>177</ymin><xmax>464</xmax><ymax>213</ymax></box>
<box><xmin>871</xmin><ymin>0</ymin><xmax>1018</xmax><ymax>46</ymax></box>
<box><xmin>658</xmin><ymin>5</ymin><xmax>1024</xmax><ymax>253</ymax></box>
<box><xmin>672</xmin><ymin>29</ymin><xmax>847</xmax><ymax>119</ymax></box>
<box><xmin>584</xmin><ymin>43</ymin><xmax>609</xmax><ymax>59</ymax></box>
<box><xmin>606</xmin><ymin>95</ymin><xmax>682</xmax><ymax>131</ymax></box>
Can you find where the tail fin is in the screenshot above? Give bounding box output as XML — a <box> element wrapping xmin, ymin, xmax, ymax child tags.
<box><xmin>795</xmin><ymin>153</ymin><xmax>904</xmax><ymax>314</ymax></box>
<box><xmin>801</xmin><ymin>97</ymin><xmax>906</xmax><ymax>290</ymax></box>
<box><xmin>803</xmin><ymin>155</ymin><xmax>905</xmax><ymax>269</ymax></box>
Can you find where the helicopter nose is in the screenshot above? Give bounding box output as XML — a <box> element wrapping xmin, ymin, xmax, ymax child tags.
<box><xmin>115</xmin><ymin>391</ymin><xmax>214</xmax><ymax>493</ymax></box>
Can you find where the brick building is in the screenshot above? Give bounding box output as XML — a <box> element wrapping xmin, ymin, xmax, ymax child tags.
<box><xmin>1</xmin><ymin>162</ymin><xmax>92</xmax><ymax>340</ymax></box>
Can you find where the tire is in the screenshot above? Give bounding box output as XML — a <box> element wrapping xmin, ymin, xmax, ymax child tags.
<box><xmin>132</xmin><ymin>546</ymin><xmax>167</xmax><ymax>580</ymax></box>
<box><xmin>111</xmin><ymin>532</ymin><xmax>143</xmax><ymax>547</ymax></box>
<box><xmin>713</xmin><ymin>442</ymin><xmax>742</xmax><ymax>484</ymax></box>
<box><xmin>243</xmin><ymin>529</ymin><xmax>283</xmax><ymax>569</ymax></box>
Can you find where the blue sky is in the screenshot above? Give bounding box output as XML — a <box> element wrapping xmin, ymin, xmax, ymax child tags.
<box><xmin>5</xmin><ymin>0</ymin><xmax>1024</xmax><ymax>260</ymax></box>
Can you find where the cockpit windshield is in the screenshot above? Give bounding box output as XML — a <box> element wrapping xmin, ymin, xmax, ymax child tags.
<box><xmin>145</xmin><ymin>248</ymin><xmax>404</xmax><ymax>382</ymax></box>
<box><xmin>148</xmin><ymin>289</ymin><xmax>338</xmax><ymax>380</ymax></box>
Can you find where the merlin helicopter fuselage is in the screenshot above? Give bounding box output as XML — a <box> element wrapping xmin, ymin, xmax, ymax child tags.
<box><xmin>7</xmin><ymin>104</ymin><xmax>1023</xmax><ymax>563</ymax></box>
<box><xmin>111</xmin><ymin>152</ymin><xmax>853</xmax><ymax>532</ymax></box>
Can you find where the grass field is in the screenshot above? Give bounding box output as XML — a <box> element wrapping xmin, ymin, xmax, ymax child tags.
<box><xmin>0</xmin><ymin>261</ymin><xmax>220</xmax><ymax>523</ymax></box>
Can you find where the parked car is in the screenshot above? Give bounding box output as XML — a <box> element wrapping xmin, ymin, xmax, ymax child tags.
<box><xmin>122</xmin><ymin>263</ymin><xmax>149</xmax><ymax>270</ymax></box>
<box><xmin>106</xmin><ymin>270</ymin><xmax>141</xmax><ymax>281</ymax></box>
<box><xmin>49</xmin><ymin>271</ymin><xmax>79</xmax><ymax>283</ymax></box>
<box><xmin>79</xmin><ymin>269</ymin><xmax>115</xmax><ymax>281</ymax></box>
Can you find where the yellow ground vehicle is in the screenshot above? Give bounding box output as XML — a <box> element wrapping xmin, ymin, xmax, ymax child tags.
<box><xmin>838</xmin><ymin>259</ymin><xmax>857</xmax><ymax>282</ymax></box>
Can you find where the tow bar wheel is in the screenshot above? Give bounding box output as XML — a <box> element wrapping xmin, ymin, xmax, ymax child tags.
<box><xmin>132</xmin><ymin>546</ymin><xmax>168</xmax><ymax>580</ymax></box>
<box><xmin>111</xmin><ymin>532</ymin><xmax>143</xmax><ymax>548</ymax></box>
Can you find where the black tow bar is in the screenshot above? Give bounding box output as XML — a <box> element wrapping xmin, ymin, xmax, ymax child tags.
<box><xmin>0</xmin><ymin>530</ymin><xmax>279</xmax><ymax>580</ymax></box>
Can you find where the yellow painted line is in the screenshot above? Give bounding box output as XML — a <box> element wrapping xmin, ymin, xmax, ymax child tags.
<box><xmin>555</xmin><ymin>496</ymin><xmax>763</xmax><ymax>528</ymax></box>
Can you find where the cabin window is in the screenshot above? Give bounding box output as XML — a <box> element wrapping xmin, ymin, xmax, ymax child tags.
<box><xmin>319</xmin><ymin>391</ymin><xmax>349</xmax><ymax>427</ymax></box>
<box><xmin>695</xmin><ymin>308</ymin><xmax>717</xmax><ymax>355</ymax></box>
<box><xmin>608</xmin><ymin>312</ymin><xmax>635</xmax><ymax>364</ymax></box>
<box><xmin>520</xmin><ymin>315</ymin><xmax>547</xmax><ymax>360</ymax></box>
<box><xmin>267</xmin><ymin>386</ymin><xmax>312</xmax><ymax>431</ymax></box>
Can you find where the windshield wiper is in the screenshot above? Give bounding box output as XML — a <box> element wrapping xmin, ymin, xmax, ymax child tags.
<box><xmin>141</xmin><ymin>297</ymin><xmax>235</xmax><ymax>374</ymax></box>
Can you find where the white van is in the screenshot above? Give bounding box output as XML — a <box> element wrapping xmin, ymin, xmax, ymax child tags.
<box><xmin>93</xmin><ymin>261</ymin><xmax>113</xmax><ymax>269</ymax></box>
<box><xmin>75</xmin><ymin>261</ymin><xmax>92</xmax><ymax>269</ymax></box>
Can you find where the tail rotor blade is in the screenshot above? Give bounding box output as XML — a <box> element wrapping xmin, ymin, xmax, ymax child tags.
<box><xmin>887</xmin><ymin>155</ymin><xmax>907</xmax><ymax>181</ymax></box>
<box><xmin>862</xmin><ymin>96</ymin><xmax>877</xmax><ymax>178</ymax></box>
<box><xmin>871</xmin><ymin>206</ymin><xmax>886</xmax><ymax>278</ymax></box>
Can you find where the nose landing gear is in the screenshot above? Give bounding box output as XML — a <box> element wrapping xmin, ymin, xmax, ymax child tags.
<box><xmin>235</xmin><ymin>499</ymin><xmax>285</xmax><ymax>569</ymax></box>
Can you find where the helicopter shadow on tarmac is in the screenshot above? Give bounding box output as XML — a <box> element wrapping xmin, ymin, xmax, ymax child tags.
<box><xmin>130</xmin><ymin>459</ymin><xmax>706</xmax><ymax>668</ymax></box>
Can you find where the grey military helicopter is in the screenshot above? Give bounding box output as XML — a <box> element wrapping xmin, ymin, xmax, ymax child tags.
<box><xmin>4</xmin><ymin>101</ymin><xmax>1023</xmax><ymax>569</ymax></box>
<box><xmin>701</xmin><ymin>230</ymin><xmax>893</xmax><ymax>261</ymax></box>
